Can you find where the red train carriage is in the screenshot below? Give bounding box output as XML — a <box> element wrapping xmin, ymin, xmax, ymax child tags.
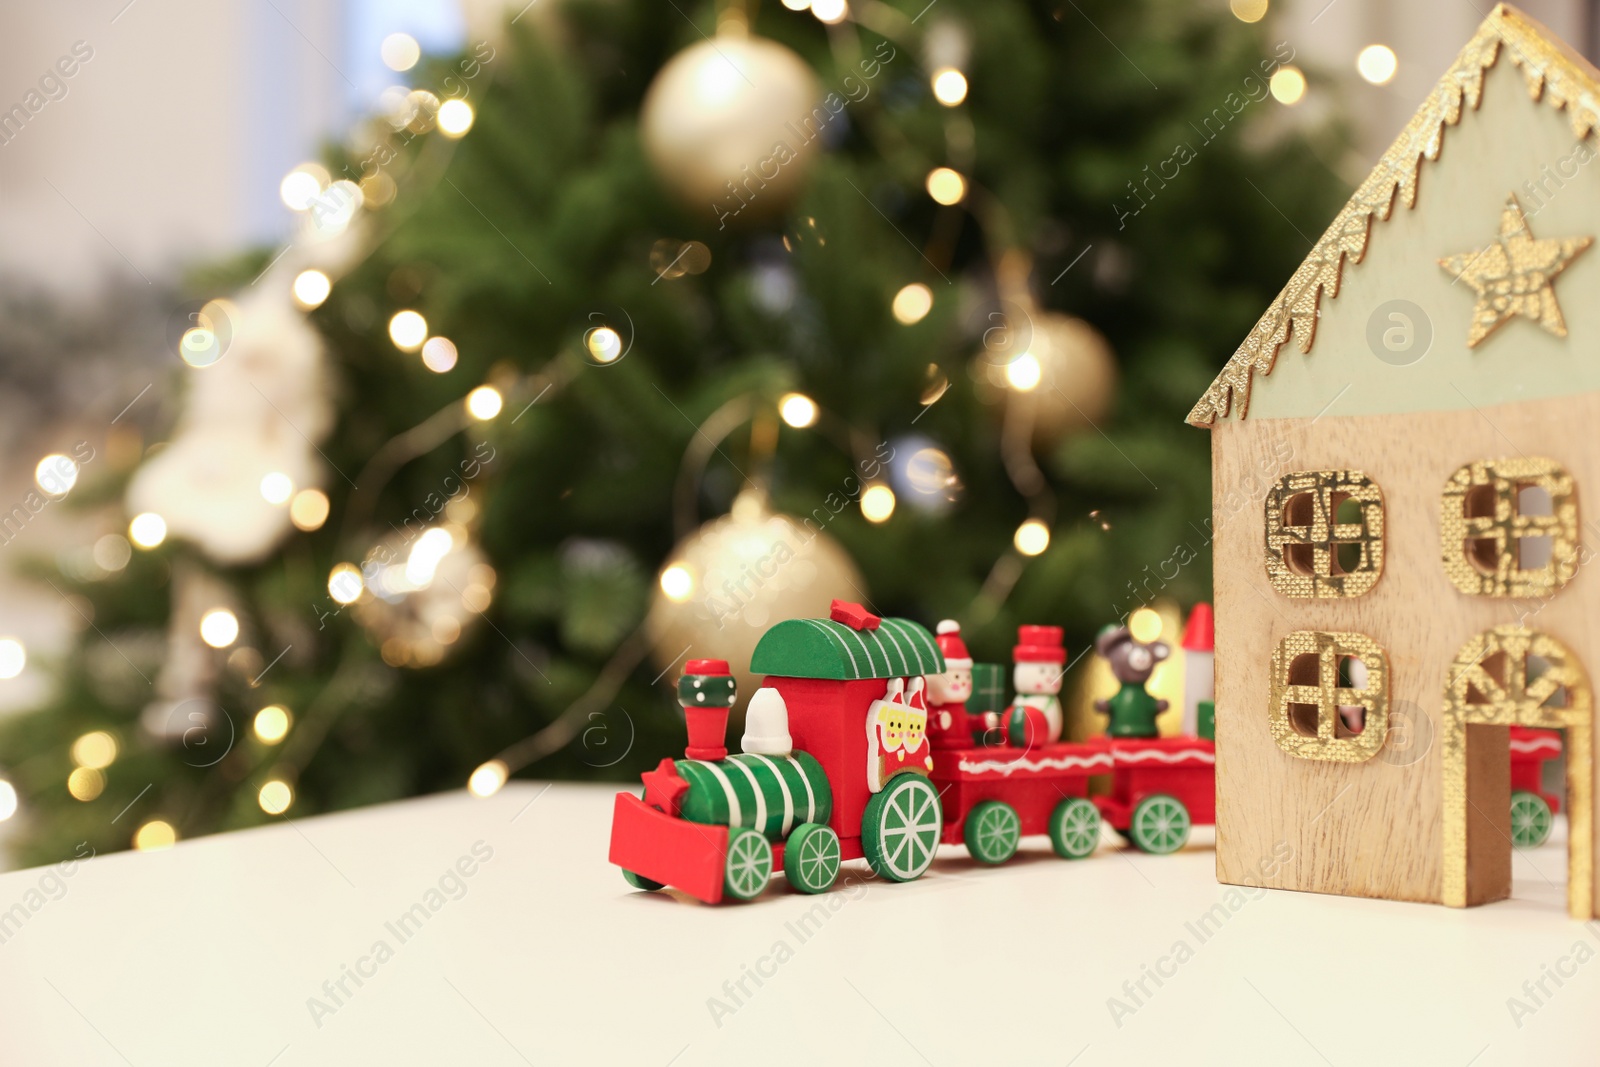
<box><xmin>1510</xmin><ymin>725</ymin><xmax>1563</xmax><ymax>848</ymax></box>
<box><xmin>609</xmin><ymin>603</ymin><xmax>947</xmax><ymax>903</ymax></box>
<box><xmin>1093</xmin><ymin>737</ymin><xmax>1216</xmax><ymax>853</ymax></box>
<box><xmin>931</xmin><ymin>734</ymin><xmax>1216</xmax><ymax>860</ymax></box>
<box><xmin>931</xmin><ymin>742</ymin><xmax>1110</xmax><ymax>862</ymax></box>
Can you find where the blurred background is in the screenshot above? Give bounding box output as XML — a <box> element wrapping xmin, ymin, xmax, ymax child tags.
<box><xmin>0</xmin><ymin>0</ymin><xmax>1589</xmax><ymax>867</ymax></box>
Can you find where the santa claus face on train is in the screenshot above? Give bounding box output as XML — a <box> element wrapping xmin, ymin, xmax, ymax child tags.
<box><xmin>1013</xmin><ymin>660</ymin><xmax>1062</xmax><ymax>696</ymax></box>
<box><xmin>925</xmin><ymin>666</ymin><xmax>972</xmax><ymax>705</ymax></box>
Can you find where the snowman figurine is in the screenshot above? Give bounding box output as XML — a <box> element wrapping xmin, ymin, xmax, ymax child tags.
<box><xmin>1005</xmin><ymin>625</ymin><xmax>1067</xmax><ymax>748</ymax></box>
<box><xmin>926</xmin><ymin>620</ymin><xmax>976</xmax><ymax>749</ymax></box>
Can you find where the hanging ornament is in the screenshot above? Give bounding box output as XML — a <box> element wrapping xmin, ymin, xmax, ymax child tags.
<box><xmin>975</xmin><ymin>309</ymin><xmax>1118</xmax><ymax>448</ymax></box>
<box><xmin>351</xmin><ymin>525</ymin><xmax>494</xmax><ymax>669</ymax></box>
<box><xmin>127</xmin><ymin>287</ymin><xmax>333</xmax><ymax>566</ymax></box>
<box><xmin>639</xmin><ymin>35</ymin><xmax>821</xmax><ymax>224</ymax></box>
<box><xmin>646</xmin><ymin>490</ymin><xmax>862</xmax><ymax>710</ymax></box>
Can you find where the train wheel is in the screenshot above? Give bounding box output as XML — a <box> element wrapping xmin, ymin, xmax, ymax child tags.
<box><xmin>724</xmin><ymin>827</ymin><xmax>773</xmax><ymax>901</ymax></box>
<box><xmin>1511</xmin><ymin>790</ymin><xmax>1554</xmax><ymax>849</ymax></box>
<box><xmin>964</xmin><ymin>801</ymin><xmax>1021</xmax><ymax>865</ymax></box>
<box><xmin>1049</xmin><ymin>797</ymin><xmax>1102</xmax><ymax>859</ymax></box>
<box><xmin>785</xmin><ymin>823</ymin><xmax>842</xmax><ymax>894</ymax></box>
<box><xmin>622</xmin><ymin>869</ymin><xmax>664</xmax><ymax>891</ymax></box>
<box><xmin>863</xmin><ymin>774</ymin><xmax>943</xmax><ymax>882</ymax></box>
<box><xmin>1128</xmin><ymin>794</ymin><xmax>1190</xmax><ymax>855</ymax></box>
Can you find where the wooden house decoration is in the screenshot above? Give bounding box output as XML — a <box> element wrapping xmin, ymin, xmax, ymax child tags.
<box><xmin>1189</xmin><ymin>5</ymin><xmax>1600</xmax><ymax>918</ymax></box>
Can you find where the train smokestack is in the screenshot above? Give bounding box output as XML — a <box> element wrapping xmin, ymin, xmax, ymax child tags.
<box><xmin>679</xmin><ymin>659</ymin><xmax>735</xmax><ymax>760</ymax></box>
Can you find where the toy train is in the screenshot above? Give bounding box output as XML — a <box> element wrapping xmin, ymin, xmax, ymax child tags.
<box><xmin>608</xmin><ymin>600</ymin><xmax>1217</xmax><ymax>903</ymax></box>
<box><xmin>1510</xmin><ymin>725</ymin><xmax>1563</xmax><ymax>849</ymax></box>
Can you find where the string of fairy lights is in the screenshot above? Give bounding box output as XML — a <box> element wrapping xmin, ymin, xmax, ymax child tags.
<box><xmin>0</xmin><ymin>5</ymin><xmax>1411</xmax><ymax>838</ymax></box>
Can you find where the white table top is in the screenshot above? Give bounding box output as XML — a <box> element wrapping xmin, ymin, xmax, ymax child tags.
<box><xmin>0</xmin><ymin>781</ymin><xmax>1593</xmax><ymax>1066</ymax></box>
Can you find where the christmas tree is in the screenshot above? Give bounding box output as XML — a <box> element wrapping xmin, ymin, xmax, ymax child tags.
<box><xmin>0</xmin><ymin>0</ymin><xmax>1343</xmax><ymax>865</ymax></box>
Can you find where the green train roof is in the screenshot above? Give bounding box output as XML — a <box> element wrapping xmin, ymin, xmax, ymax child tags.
<box><xmin>750</xmin><ymin>617</ymin><xmax>944</xmax><ymax>680</ymax></box>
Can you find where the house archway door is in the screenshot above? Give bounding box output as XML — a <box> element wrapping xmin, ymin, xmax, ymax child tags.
<box><xmin>1442</xmin><ymin>625</ymin><xmax>1592</xmax><ymax>919</ymax></box>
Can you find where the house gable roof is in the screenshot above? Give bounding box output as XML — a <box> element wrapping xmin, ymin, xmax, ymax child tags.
<box><xmin>1187</xmin><ymin>4</ymin><xmax>1600</xmax><ymax>427</ymax></box>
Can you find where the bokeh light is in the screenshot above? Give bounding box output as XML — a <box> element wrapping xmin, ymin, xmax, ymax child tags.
<box><xmin>931</xmin><ymin>69</ymin><xmax>968</xmax><ymax>106</ymax></box>
<box><xmin>381</xmin><ymin>32</ymin><xmax>421</xmax><ymax>72</ymax></box>
<box><xmin>925</xmin><ymin>167</ymin><xmax>967</xmax><ymax>206</ymax></box>
<box><xmin>258</xmin><ymin>779</ymin><xmax>293</xmax><ymax>815</ymax></box>
<box><xmin>93</xmin><ymin>534</ymin><xmax>132</xmax><ymax>573</ymax></box>
<box><xmin>130</xmin><ymin>513</ymin><xmax>167</xmax><ymax>548</ymax></box>
<box><xmin>1129</xmin><ymin>606</ymin><xmax>1165</xmax><ymax>644</ymax></box>
<box><xmin>1006</xmin><ymin>353</ymin><xmax>1042</xmax><ymax>391</ymax></box>
<box><xmin>422</xmin><ymin>336</ymin><xmax>459</xmax><ymax>373</ymax></box>
<box><xmin>199</xmin><ymin>609</ymin><xmax>240</xmax><ymax>649</ymax></box>
<box><xmin>469</xmin><ymin>759</ymin><xmax>508</xmax><ymax>797</ymax></box>
<box><xmin>1357</xmin><ymin>44</ymin><xmax>1397</xmax><ymax>85</ymax></box>
<box><xmin>292</xmin><ymin>270</ymin><xmax>332</xmax><ymax>309</ymax></box>
<box><xmin>892</xmin><ymin>283</ymin><xmax>933</xmax><ymax>325</ymax></box>
<box><xmin>1230</xmin><ymin>0</ymin><xmax>1268</xmax><ymax>22</ymax></box>
<box><xmin>68</xmin><ymin>767</ymin><xmax>105</xmax><ymax>802</ymax></box>
<box><xmin>1014</xmin><ymin>519</ymin><xmax>1051</xmax><ymax>556</ymax></box>
<box><xmin>133</xmin><ymin>819</ymin><xmax>177</xmax><ymax>851</ymax></box>
<box><xmin>290</xmin><ymin>489</ymin><xmax>330</xmax><ymax>531</ymax></box>
<box><xmin>779</xmin><ymin>393</ymin><xmax>818</xmax><ymax>428</ymax></box>
<box><xmin>585</xmin><ymin>327</ymin><xmax>623</xmax><ymax>364</ymax></box>
<box><xmin>279</xmin><ymin>165</ymin><xmax>327</xmax><ymax>211</ymax></box>
<box><xmin>35</xmin><ymin>454</ymin><xmax>78</xmax><ymax>498</ymax></box>
<box><xmin>437</xmin><ymin>98</ymin><xmax>475</xmax><ymax>137</ymax></box>
<box><xmin>328</xmin><ymin>563</ymin><xmax>364</xmax><ymax>605</ymax></box>
<box><xmin>0</xmin><ymin>780</ymin><xmax>17</xmax><ymax>821</ymax></box>
<box><xmin>466</xmin><ymin>386</ymin><xmax>503</xmax><ymax>420</ymax></box>
<box><xmin>254</xmin><ymin>705</ymin><xmax>292</xmax><ymax>744</ymax></box>
<box><xmin>1270</xmin><ymin>66</ymin><xmax>1307</xmax><ymax>105</ymax></box>
<box><xmin>72</xmin><ymin>731</ymin><xmax>117</xmax><ymax>770</ymax></box>
<box><xmin>260</xmin><ymin>472</ymin><xmax>293</xmax><ymax>505</ymax></box>
<box><xmin>861</xmin><ymin>484</ymin><xmax>896</xmax><ymax>523</ymax></box>
<box><xmin>811</xmin><ymin>0</ymin><xmax>848</xmax><ymax>23</ymax></box>
<box><xmin>389</xmin><ymin>310</ymin><xmax>428</xmax><ymax>352</ymax></box>
<box><xmin>659</xmin><ymin>564</ymin><xmax>694</xmax><ymax>603</ymax></box>
<box><xmin>0</xmin><ymin>638</ymin><xmax>25</xmax><ymax>680</ymax></box>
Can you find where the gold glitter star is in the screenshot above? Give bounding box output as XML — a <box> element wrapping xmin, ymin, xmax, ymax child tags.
<box><xmin>1439</xmin><ymin>194</ymin><xmax>1592</xmax><ymax>348</ymax></box>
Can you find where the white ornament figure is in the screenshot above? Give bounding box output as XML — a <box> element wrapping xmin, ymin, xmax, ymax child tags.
<box><xmin>127</xmin><ymin>285</ymin><xmax>332</xmax><ymax>565</ymax></box>
<box><xmin>1005</xmin><ymin>625</ymin><xmax>1067</xmax><ymax>747</ymax></box>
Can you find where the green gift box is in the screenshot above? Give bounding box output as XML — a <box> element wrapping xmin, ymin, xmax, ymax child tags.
<box><xmin>967</xmin><ymin>663</ymin><xmax>1007</xmax><ymax>717</ymax></box>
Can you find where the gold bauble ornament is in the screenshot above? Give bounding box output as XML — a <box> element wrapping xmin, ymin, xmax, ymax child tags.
<box><xmin>352</xmin><ymin>525</ymin><xmax>495</xmax><ymax>669</ymax></box>
<box><xmin>977</xmin><ymin>310</ymin><xmax>1118</xmax><ymax>447</ymax></box>
<box><xmin>639</xmin><ymin>36</ymin><xmax>821</xmax><ymax>223</ymax></box>
<box><xmin>647</xmin><ymin>490</ymin><xmax>863</xmax><ymax>708</ymax></box>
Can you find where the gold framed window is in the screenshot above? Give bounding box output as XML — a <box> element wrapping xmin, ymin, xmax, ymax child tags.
<box><xmin>1264</xmin><ymin>470</ymin><xmax>1384</xmax><ymax>598</ymax></box>
<box><xmin>1440</xmin><ymin>457</ymin><xmax>1578</xmax><ymax>598</ymax></box>
<box><xmin>1268</xmin><ymin>631</ymin><xmax>1389</xmax><ymax>762</ymax></box>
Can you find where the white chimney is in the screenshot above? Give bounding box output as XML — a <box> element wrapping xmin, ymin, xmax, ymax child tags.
<box><xmin>740</xmin><ymin>687</ymin><xmax>792</xmax><ymax>757</ymax></box>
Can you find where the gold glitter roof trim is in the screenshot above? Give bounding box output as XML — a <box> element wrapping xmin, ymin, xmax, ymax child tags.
<box><xmin>1187</xmin><ymin>4</ymin><xmax>1600</xmax><ymax>427</ymax></box>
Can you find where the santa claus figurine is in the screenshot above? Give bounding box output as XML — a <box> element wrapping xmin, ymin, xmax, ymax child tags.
<box><xmin>1005</xmin><ymin>625</ymin><xmax>1066</xmax><ymax>748</ymax></box>
<box><xmin>926</xmin><ymin>620</ymin><xmax>977</xmax><ymax>749</ymax></box>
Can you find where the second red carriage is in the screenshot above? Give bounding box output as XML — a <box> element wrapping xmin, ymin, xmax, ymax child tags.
<box><xmin>931</xmin><ymin>734</ymin><xmax>1216</xmax><ymax>862</ymax></box>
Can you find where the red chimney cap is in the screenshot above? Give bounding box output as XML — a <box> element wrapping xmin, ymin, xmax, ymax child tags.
<box><xmin>829</xmin><ymin>599</ymin><xmax>882</xmax><ymax>631</ymax></box>
<box><xmin>1181</xmin><ymin>604</ymin><xmax>1214</xmax><ymax>652</ymax></box>
<box><xmin>685</xmin><ymin>658</ymin><xmax>732</xmax><ymax>675</ymax></box>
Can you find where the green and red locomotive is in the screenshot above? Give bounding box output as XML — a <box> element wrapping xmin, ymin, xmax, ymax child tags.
<box><xmin>609</xmin><ymin>600</ymin><xmax>946</xmax><ymax>902</ymax></box>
